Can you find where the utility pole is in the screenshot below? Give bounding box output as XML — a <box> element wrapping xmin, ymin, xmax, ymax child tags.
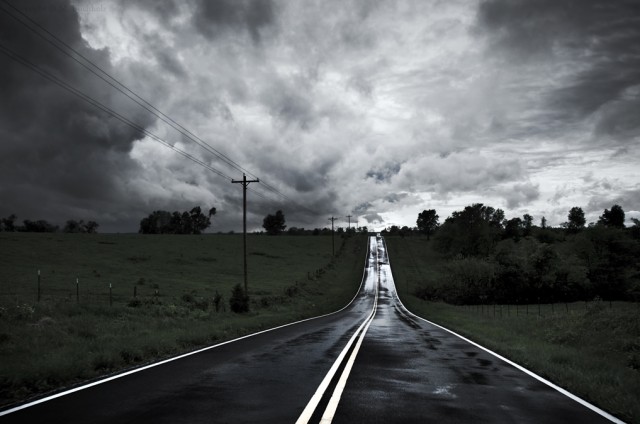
<box><xmin>232</xmin><ymin>173</ymin><xmax>259</xmax><ymax>294</ymax></box>
<box><xmin>346</xmin><ymin>215</ymin><xmax>352</xmax><ymax>231</ymax></box>
<box><xmin>329</xmin><ymin>216</ymin><xmax>337</xmax><ymax>257</ymax></box>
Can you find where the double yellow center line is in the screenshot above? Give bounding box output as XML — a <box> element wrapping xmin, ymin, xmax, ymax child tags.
<box><xmin>296</xmin><ymin>238</ymin><xmax>381</xmax><ymax>424</ymax></box>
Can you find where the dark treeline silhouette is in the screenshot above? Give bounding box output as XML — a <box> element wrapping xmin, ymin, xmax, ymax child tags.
<box><xmin>260</xmin><ymin>210</ymin><xmax>368</xmax><ymax>236</ymax></box>
<box><xmin>139</xmin><ymin>206</ymin><xmax>216</xmax><ymax>234</ymax></box>
<box><xmin>401</xmin><ymin>204</ymin><xmax>640</xmax><ymax>305</ymax></box>
<box><xmin>0</xmin><ymin>214</ymin><xmax>99</xmax><ymax>233</ymax></box>
<box><xmin>284</xmin><ymin>226</ymin><xmax>367</xmax><ymax>236</ymax></box>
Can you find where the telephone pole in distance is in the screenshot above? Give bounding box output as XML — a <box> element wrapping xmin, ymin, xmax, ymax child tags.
<box><xmin>329</xmin><ymin>216</ymin><xmax>337</xmax><ymax>256</ymax></box>
<box><xmin>346</xmin><ymin>215</ymin><xmax>352</xmax><ymax>231</ymax></box>
<box><xmin>232</xmin><ymin>173</ymin><xmax>259</xmax><ymax>294</ymax></box>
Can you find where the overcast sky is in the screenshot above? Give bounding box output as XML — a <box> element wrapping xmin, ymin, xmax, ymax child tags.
<box><xmin>1</xmin><ymin>0</ymin><xmax>639</xmax><ymax>233</ymax></box>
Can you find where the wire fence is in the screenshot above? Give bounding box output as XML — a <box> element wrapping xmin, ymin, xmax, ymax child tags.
<box><xmin>456</xmin><ymin>299</ymin><xmax>639</xmax><ymax>319</ymax></box>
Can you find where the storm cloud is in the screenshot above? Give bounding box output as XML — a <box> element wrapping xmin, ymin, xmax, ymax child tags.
<box><xmin>0</xmin><ymin>0</ymin><xmax>156</xmax><ymax>229</ymax></box>
<box><xmin>0</xmin><ymin>0</ymin><xmax>638</xmax><ymax>232</ymax></box>
<box><xmin>477</xmin><ymin>0</ymin><xmax>640</xmax><ymax>141</ymax></box>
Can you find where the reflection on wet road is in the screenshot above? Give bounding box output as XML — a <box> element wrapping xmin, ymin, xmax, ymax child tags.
<box><xmin>329</xmin><ymin>237</ymin><xmax>620</xmax><ymax>423</ymax></box>
<box><xmin>0</xmin><ymin>237</ymin><xmax>621</xmax><ymax>423</ymax></box>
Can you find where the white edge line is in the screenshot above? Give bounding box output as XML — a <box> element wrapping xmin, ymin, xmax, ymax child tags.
<box><xmin>320</xmin><ymin>277</ymin><xmax>379</xmax><ymax>423</ymax></box>
<box><xmin>0</xmin><ymin>236</ymin><xmax>375</xmax><ymax>417</ymax></box>
<box><xmin>295</xmin><ymin>236</ymin><xmax>379</xmax><ymax>424</ymax></box>
<box><xmin>382</xmin><ymin>237</ymin><xmax>627</xmax><ymax>424</ymax></box>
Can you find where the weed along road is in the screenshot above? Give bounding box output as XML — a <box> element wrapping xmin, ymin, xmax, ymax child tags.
<box><xmin>0</xmin><ymin>237</ymin><xmax>622</xmax><ymax>423</ymax></box>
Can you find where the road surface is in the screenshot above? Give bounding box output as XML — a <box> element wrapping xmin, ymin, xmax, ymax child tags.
<box><xmin>0</xmin><ymin>236</ymin><xmax>621</xmax><ymax>423</ymax></box>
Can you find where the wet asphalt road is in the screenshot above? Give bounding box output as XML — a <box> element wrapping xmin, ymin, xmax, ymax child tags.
<box><xmin>0</xmin><ymin>236</ymin><xmax>619</xmax><ymax>423</ymax></box>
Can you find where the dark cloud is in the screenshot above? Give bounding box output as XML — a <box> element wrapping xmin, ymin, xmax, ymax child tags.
<box><xmin>383</xmin><ymin>193</ymin><xmax>410</xmax><ymax>204</ymax></box>
<box><xmin>366</xmin><ymin>162</ymin><xmax>401</xmax><ymax>183</ymax></box>
<box><xmin>0</xmin><ymin>0</ymin><xmax>154</xmax><ymax>228</ymax></box>
<box><xmin>586</xmin><ymin>186</ymin><xmax>640</xmax><ymax>216</ymax></box>
<box><xmin>477</xmin><ymin>0</ymin><xmax>640</xmax><ymax>140</ymax></box>
<box><xmin>354</xmin><ymin>202</ymin><xmax>372</xmax><ymax>215</ymax></box>
<box><xmin>260</xmin><ymin>80</ymin><xmax>317</xmax><ymax>130</ymax></box>
<box><xmin>193</xmin><ymin>0</ymin><xmax>276</xmax><ymax>43</ymax></box>
<box><xmin>362</xmin><ymin>213</ymin><xmax>384</xmax><ymax>225</ymax></box>
<box><xmin>501</xmin><ymin>182</ymin><xmax>540</xmax><ymax>209</ymax></box>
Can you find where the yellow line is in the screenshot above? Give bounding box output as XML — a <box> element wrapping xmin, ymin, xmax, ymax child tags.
<box><xmin>320</xmin><ymin>282</ymin><xmax>378</xmax><ymax>423</ymax></box>
<box><xmin>295</xmin><ymin>236</ymin><xmax>379</xmax><ymax>424</ymax></box>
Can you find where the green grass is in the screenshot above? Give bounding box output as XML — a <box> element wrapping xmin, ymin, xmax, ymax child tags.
<box><xmin>0</xmin><ymin>233</ymin><xmax>368</xmax><ymax>407</ymax></box>
<box><xmin>385</xmin><ymin>235</ymin><xmax>640</xmax><ymax>424</ymax></box>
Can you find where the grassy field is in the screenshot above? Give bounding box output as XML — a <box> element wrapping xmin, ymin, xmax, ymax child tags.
<box><xmin>385</xmin><ymin>235</ymin><xmax>640</xmax><ymax>424</ymax></box>
<box><xmin>0</xmin><ymin>232</ymin><xmax>368</xmax><ymax>408</ymax></box>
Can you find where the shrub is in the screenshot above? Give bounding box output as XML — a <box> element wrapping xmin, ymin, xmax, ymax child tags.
<box><xmin>213</xmin><ymin>291</ymin><xmax>223</xmax><ymax>312</ymax></box>
<box><xmin>229</xmin><ymin>284</ymin><xmax>249</xmax><ymax>313</ymax></box>
<box><xmin>127</xmin><ymin>298</ymin><xmax>142</xmax><ymax>308</ymax></box>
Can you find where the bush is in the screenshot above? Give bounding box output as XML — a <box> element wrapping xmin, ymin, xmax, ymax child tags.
<box><xmin>229</xmin><ymin>284</ymin><xmax>249</xmax><ymax>313</ymax></box>
<box><xmin>213</xmin><ymin>291</ymin><xmax>223</xmax><ymax>312</ymax></box>
<box><xmin>127</xmin><ymin>298</ymin><xmax>142</xmax><ymax>308</ymax></box>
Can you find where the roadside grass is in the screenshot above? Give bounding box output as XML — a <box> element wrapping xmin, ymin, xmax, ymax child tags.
<box><xmin>385</xmin><ymin>235</ymin><xmax>640</xmax><ymax>424</ymax></box>
<box><xmin>0</xmin><ymin>233</ymin><xmax>368</xmax><ymax>408</ymax></box>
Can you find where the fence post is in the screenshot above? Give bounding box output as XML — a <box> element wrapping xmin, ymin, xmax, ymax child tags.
<box><xmin>76</xmin><ymin>277</ymin><xmax>79</xmax><ymax>304</ymax></box>
<box><xmin>109</xmin><ymin>283</ymin><xmax>113</xmax><ymax>307</ymax></box>
<box><xmin>37</xmin><ymin>269</ymin><xmax>41</xmax><ymax>302</ymax></box>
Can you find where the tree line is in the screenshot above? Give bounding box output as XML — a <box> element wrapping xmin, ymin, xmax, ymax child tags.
<box><xmin>261</xmin><ymin>209</ymin><xmax>368</xmax><ymax>236</ymax></box>
<box><xmin>406</xmin><ymin>204</ymin><xmax>640</xmax><ymax>305</ymax></box>
<box><xmin>0</xmin><ymin>214</ymin><xmax>99</xmax><ymax>233</ymax></box>
<box><xmin>138</xmin><ymin>207</ymin><xmax>217</xmax><ymax>234</ymax></box>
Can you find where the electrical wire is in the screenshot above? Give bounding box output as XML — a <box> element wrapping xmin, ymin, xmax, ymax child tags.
<box><xmin>0</xmin><ymin>42</ymin><xmax>235</xmax><ymax>182</ymax></box>
<box><xmin>0</xmin><ymin>1</ymin><xmax>313</xmax><ymax>214</ymax></box>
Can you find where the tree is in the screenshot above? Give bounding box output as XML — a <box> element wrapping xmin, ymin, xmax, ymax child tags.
<box><xmin>598</xmin><ymin>204</ymin><xmax>625</xmax><ymax>228</ymax></box>
<box><xmin>85</xmin><ymin>221</ymin><xmax>99</xmax><ymax>233</ymax></box>
<box><xmin>139</xmin><ymin>210</ymin><xmax>171</xmax><ymax>234</ymax></box>
<box><xmin>64</xmin><ymin>219</ymin><xmax>99</xmax><ymax>233</ymax></box>
<box><xmin>188</xmin><ymin>206</ymin><xmax>212</xmax><ymax>235</ymax></box>
<box><xmin>1</xmin><ymin>214</ymin><xmax>17</xmax><ymax>232</ymax></box>
<box><xmin>21</xmin><ymin>220</ymin><xmax>58</xmax><ymax>233</ymax></box>
<box><xmin>262</xmin><ymin>210</ymin><xmax>286</xmax><ymax>235</ymax></box>
<box><xmin>631</xmin><ymin>218</ymin><xmax>640</xmax><ymax>240</ymax></box>
<box><xmin>487</xmin><ymin>207</ymin><xmax>505</xmax><ymax>230</ymax></box>
<box><xmin>64</xmin><ymin>220</ymin><xmax>83</xmax><ymax>233</ymax></box>
<box><xmin>503</xmin><ymin>217</ymin><xmax>523</xmax><ymax>241</ymax></box>
<box><xmin>229</xmin><ymin>283</ymin><xmax>249</xmax><ymax>313</ymax></box>
<box><xmin>522</xmin><ymin>214</ymin><xmax>533</xmax><ymax>236</ymax></box>
<box><xmin>416</xmin><ymin>209</ymin><xmax>439</xmax><ymax>240</ymax></box>
<box><xmin>434</xmin><ymin>203</ymin><xmax>501</xmax><ymax>257</ymax></box>
<box><xmin>565</xmin><ymin>207</ymin><xmax>586</xmax><ymax>233</ymax></box>
<box><xmin>139</xmin><ymin>206</ymin><xmax>214</xmax><ymax>234</ymax></box>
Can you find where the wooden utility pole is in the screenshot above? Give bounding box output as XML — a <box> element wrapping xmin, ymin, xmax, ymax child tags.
<box><xmin>232</xmin><ymin>173</ymin><xmax>259</xmax><ymax>294</ymax></box>
<box><xmin>329</xmin><ymin>216</ymin><xmax>337</xmax><ymax>256</ymax></box>
<box><xmin>346</xmin><ymin>215</ymin><xmax>352</xmax><ymax>231</ymax></box>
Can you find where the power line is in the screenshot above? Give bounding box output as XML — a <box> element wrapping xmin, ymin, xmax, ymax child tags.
<box><xmin>0</xmin><ymin>42</ymin><xmax>235</xmax><ymax>182</ymax></box>
<box><xmin>0</xmin><ymin>1</ymin><xmax>322</xmax><ymax>217</ymax></box>
<box><xmin>0</xmin><ymin>1</ymin><xmax>255</xmax><ymax>180</ymax></box>
<box><xmin>0</xmin><ymin>1</ymin><xmax>316</xmax><ymax>215</ymax></box>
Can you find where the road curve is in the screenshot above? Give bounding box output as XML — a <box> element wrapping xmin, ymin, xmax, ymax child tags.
<box><xmin>0</xmin><ymin>236</ymin><xmax>622</xmax><ymax>423</ymax></box>
<box><xmin>328</xmin><ymin>237</ymin><xmax>621</xmax><ymax>424</ymax></box>
<box><xmin>0</xmin><ymin>237</ymin><xmax>378</xmax><ymax>424</ymax></box>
